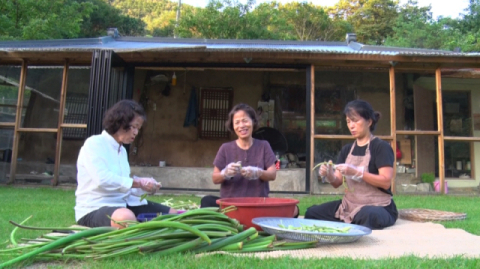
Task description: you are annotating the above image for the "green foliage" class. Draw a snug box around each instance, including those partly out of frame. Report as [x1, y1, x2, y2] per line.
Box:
[77, 0, 146, 37]
[177, 0, 258, 39]
[420, 172, 436, 185]
[331, 0, 399, 45]
[0, 0, 93, 40]
[384, 1, 445, 49]
[1, 0, 480, 52]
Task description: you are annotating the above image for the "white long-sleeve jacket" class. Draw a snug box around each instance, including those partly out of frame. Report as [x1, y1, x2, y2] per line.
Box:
[74, 130, 147, 221]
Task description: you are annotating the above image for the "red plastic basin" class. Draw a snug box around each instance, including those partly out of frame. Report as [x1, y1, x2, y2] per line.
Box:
[216, 197, 299, 231]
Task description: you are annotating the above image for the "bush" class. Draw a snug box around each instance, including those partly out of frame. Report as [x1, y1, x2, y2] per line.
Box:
[421, 172, 435, 185]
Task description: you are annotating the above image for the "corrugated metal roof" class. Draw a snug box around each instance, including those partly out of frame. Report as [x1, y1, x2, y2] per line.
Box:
[1, 36, 479, 57]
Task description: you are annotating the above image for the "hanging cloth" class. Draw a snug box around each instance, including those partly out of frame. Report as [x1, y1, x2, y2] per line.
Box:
[183, 87, 198, 127]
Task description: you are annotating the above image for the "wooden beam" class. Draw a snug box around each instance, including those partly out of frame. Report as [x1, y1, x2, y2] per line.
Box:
[314, 134, 393, 140]
[396, 130, 440, 135]
[389, 66, 397, 194]
[61, 123, 87, 129]
[9, 60, 27, 184]
[0, 122, 15, 128]
[17, 128, 58, 133]
[53, 60, 69, 186]
[307, 65, 315, 194]
[443, 136, 480, 141]
[308, 65, 317, 193]
[436, 68, 446, 194]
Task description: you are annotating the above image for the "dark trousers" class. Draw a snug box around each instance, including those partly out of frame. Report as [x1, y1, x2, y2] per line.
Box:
[304, 199, 398, 230]
[200, 195, 220, 208]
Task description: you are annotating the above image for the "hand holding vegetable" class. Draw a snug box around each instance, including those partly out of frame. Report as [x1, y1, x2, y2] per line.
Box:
[319, 160, 335, 183]
[335, 164, 364, 182]
[134, 176, 161, 193]
[240, 166, 263, 180]
[221, 161, 242, 179]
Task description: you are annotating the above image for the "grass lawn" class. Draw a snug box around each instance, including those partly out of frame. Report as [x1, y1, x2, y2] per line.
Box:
[0, 186, 479, 268]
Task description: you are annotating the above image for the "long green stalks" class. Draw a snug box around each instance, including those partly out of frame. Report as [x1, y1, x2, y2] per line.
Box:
[0, 226, 116, 268]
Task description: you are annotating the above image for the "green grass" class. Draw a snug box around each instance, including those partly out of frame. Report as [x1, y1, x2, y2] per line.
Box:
[0, 186, 479, 268]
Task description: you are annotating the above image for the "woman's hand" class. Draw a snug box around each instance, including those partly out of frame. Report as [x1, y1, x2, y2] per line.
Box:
[220, 162, 242, 179]
[240, 166, 263, 180]
[319, 160, 336, 183]
[134, 177, 161, 194]
[335, 164, 364, 182]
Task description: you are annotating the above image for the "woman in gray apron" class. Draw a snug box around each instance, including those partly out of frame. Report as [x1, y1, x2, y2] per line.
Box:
[305, 100, 398, 229]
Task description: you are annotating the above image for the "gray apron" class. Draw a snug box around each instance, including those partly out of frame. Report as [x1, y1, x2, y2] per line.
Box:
[335, 137, 392, 223]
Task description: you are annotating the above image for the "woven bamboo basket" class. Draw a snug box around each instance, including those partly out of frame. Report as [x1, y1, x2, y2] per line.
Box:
[399, 208, 467, 222]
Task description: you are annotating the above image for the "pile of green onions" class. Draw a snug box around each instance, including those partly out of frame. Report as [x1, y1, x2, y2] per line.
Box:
[0, 207, 316, 268]
[160, 198, 199, 210]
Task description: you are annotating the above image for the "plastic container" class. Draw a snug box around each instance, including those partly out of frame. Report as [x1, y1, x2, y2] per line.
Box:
[216, 197, 299, 231]
[433, 180, 448, 194]
[137, 213, 159, 222]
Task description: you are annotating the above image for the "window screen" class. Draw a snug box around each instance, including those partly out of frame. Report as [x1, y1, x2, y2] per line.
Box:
[198, 88, 233, 139]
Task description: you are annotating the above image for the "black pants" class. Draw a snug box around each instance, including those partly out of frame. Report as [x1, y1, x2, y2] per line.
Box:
[77, 201, 170, 228]
[200, 195, 300, 218]
[304, 199, 398, 230]
[200, 195, 220, 208]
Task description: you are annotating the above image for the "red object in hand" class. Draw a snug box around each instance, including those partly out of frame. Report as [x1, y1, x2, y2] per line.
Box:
[275, 160, 280, 170]
[396, 142, 402, 159]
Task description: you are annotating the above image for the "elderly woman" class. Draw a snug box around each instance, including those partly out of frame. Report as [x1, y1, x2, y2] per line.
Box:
[200, 103, 277, 206]
[305, 100, 398, 229]
[75, 100, 176, 228]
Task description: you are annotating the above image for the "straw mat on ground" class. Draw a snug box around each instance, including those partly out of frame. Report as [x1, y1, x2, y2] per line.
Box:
[207, 219, 480, 259]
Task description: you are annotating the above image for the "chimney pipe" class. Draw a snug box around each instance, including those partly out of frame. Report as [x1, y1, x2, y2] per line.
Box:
[346, 33, 357, 44]
[107, 28, 119, 38]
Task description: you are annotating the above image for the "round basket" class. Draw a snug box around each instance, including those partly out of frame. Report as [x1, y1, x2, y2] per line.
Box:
[399, 208, 467, 222]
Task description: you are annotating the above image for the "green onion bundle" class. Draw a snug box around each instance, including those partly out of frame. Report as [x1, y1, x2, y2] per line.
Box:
[0, 207, 316, 268]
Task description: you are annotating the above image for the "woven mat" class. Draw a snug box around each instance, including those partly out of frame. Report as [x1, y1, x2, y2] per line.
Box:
[399, 209, 467, 222]
[205, 219, 480, 259]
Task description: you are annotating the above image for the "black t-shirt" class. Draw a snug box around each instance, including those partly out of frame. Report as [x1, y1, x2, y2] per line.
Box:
[336, 138, 394, 195]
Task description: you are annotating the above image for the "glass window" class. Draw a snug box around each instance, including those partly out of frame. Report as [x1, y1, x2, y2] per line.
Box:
[0, 65, 22, 123]
[398, 72, 437, 132]
[0, 128, 13, 183]
[21, 66, 63, 128]
[314, 70, 391, 136]
[60, 67, 90, 165]
[63, 67, 90, 139]
[434, 141, 476, 179]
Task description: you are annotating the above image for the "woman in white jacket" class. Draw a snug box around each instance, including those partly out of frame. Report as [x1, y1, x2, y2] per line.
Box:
[75, 100, 176, 228]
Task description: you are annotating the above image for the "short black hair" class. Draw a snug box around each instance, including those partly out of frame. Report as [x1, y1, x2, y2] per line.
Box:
[225, 103, 259, 133]
[103, 99, 146, 135]
[344, 99, 381, 132]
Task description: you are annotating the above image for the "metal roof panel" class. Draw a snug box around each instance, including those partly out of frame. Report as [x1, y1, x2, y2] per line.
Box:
[1, 36, 479, 57]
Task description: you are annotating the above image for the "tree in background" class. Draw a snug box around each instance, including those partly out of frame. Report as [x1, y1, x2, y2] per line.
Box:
[279, 2, 335, 41]
[0, 0, 145, 40]
[444, 0, 480, 52]
[0, 0, 93, 40]
[384, 0, 445, 49]
[1, 0, 480, 52]
[108, 0, 176, 36]
[78, 0, 146, 37]
[176, 0, 257, 39]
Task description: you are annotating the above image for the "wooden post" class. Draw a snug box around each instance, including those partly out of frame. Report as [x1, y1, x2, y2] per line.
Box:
[435, 68, 445, 193]
[53, 60, 69, 186]
[8, 60, 28, 184]
[389, 66, 397, 194]
[310, 65, 315, 194]
[306, 65, 315, 194]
